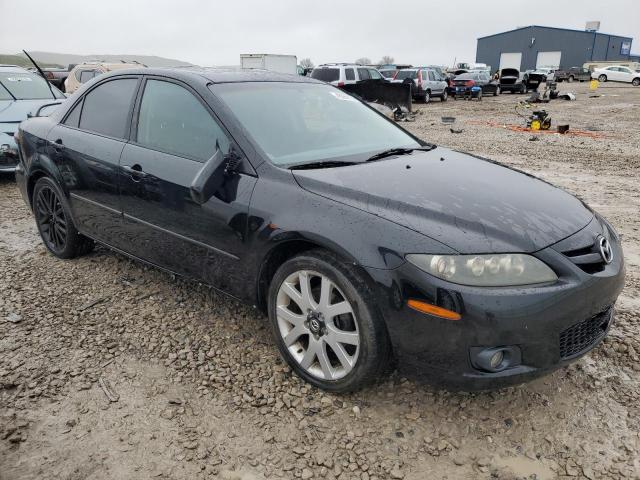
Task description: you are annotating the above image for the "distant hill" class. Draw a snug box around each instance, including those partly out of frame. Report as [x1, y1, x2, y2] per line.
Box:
[0, 54, 62, 68]
[1, 51, 194, 69]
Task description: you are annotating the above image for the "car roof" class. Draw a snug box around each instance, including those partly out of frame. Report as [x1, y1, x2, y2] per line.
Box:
[102, 67, 322, 85]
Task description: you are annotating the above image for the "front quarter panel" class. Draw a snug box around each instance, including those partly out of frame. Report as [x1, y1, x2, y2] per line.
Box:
[246, 166, 456, 276]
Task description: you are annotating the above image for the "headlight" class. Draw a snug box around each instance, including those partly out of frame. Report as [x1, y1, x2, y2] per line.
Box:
[406, 253, 557, 287]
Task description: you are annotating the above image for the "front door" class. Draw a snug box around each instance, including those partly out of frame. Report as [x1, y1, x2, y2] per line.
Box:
[47, 76, 140, 245]
[118, 78, 257, 289]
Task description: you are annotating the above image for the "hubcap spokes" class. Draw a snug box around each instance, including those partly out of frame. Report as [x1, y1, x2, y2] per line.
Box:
[276, 270, 359, 380]
[36, 187, 67, 251]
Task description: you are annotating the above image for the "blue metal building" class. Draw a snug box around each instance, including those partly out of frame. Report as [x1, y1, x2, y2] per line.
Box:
[476, 25, 637, 72]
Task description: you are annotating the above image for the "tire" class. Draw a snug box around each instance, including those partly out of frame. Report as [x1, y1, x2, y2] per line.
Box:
[568, 75, 574, 83]
[440, 90, 448, 102]
[267, 250, 390, 392]
[424, 90, 430, 103]
[632, 78, 640, 87]
[598, 74, 607, 82]
[32, 177, 94, 259]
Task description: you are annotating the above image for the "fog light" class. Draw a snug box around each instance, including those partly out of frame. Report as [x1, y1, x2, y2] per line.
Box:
[489, 350, 504, 369]
[470, 346, 521, 373]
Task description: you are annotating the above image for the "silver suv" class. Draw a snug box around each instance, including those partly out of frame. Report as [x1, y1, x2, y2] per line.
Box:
[391, 67, 448, 102]
[310, 64, 386, 87]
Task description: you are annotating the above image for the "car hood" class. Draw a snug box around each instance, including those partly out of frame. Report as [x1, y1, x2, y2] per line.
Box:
[292, 148, 594, 253]
[0, 99, 58, 122]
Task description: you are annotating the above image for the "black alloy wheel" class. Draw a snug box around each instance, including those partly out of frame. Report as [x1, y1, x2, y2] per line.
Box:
[32, 177, 94, 259]
[35, 184, 68, 254]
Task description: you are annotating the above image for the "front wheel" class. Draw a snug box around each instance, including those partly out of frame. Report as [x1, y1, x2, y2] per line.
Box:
[33, 177, 94, 259]
[598, 74, 607, 82]
[567, 75, 574, 83]
[440, 90, 448, 102]
[424, 90, 431, 103]
[268, 250, 390, 392]
[632, 78, 640, 86]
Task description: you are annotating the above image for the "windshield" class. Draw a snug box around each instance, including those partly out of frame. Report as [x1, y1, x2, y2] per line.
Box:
[310, 68, 339, 82]
[0, 71, 63, 100]
[395, 70, 417, 80]
[212, 82, 420, 166]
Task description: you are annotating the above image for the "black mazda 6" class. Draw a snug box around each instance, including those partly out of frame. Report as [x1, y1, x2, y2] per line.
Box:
[15, 68, 625, 391]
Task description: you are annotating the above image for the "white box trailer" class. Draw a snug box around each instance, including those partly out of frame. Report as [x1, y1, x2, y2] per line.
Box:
[240, 54, 298, 75]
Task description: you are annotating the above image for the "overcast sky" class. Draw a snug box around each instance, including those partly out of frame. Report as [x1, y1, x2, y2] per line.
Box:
[2, 0, 639, 66]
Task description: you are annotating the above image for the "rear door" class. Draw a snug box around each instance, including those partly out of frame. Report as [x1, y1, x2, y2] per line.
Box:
[119, 77, 257, 285]
[47, 76, 140, 245]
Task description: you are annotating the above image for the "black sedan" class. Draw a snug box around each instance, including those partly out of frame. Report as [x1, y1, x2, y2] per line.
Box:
[451, 72, 500, 99]
[15, 68, 625, 392]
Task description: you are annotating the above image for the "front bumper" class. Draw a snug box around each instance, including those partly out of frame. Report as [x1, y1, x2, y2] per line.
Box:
[365, 218, 625, 390]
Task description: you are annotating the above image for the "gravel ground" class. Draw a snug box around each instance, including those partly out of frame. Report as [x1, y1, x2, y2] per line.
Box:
[1, 81, 639, 480]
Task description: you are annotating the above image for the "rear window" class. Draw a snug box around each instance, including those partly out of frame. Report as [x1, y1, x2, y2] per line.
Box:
[395, 70, 417, 80]
[380, 70, 396, 78]
[311, 68, 340, 82]
[345, 69, 355, 80]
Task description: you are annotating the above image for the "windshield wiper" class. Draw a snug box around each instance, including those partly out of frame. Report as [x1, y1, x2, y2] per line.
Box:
[365, 145, 436, 163]
[289, 160, 358, 170]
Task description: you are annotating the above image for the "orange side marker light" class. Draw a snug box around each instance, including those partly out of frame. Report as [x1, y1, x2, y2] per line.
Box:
[407, 299, 461, 321]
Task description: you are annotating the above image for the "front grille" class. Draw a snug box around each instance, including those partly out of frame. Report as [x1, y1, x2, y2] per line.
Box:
[559, 308, 611, 359]
[562, 242, 606, 274]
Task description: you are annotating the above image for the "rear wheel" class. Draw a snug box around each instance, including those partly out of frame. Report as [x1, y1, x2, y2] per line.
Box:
[268, 250, 390, 392]
[632, 78, 640, 86]
[424, 90, 431, 103]
[33, 177, 94, 259]
[568, 75, 574, 83]
[440, 90, 448, 102]
[598, 74, 607, 82]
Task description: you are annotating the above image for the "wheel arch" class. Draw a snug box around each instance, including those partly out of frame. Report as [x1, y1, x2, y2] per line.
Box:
[256, 237, 366, 314]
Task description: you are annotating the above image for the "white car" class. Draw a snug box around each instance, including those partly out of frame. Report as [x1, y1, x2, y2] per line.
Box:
[592, 65, 640, 86]
[310, 64, 386, 87]
[390, 67, 448, 103]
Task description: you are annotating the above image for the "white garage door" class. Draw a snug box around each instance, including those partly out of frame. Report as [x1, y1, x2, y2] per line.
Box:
[536, 51, 562, 69]
[499, 53, 522, 70]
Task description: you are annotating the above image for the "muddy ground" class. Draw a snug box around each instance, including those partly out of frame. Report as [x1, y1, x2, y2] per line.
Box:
[1, 81, 639, 480]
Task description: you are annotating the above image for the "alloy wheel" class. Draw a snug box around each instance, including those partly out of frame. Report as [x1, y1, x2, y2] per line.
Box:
[276, 270, 360, 380]
[35, 186, 67, 252]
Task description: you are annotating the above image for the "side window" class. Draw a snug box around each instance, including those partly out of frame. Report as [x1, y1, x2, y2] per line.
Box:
[428, 71, 436, 81]
[369, 69, 382, 80]
[620, 67, 631, 74]
[136, 79, 229, 162]
[357, 68, 370, 80]
[63, 100, 82, 128]
[345, 68, 355, 80]
[79, 70, 97, 83]
[79, 78, 138, 139]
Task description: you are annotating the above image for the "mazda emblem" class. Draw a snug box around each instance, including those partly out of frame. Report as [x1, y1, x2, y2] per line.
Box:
[598, 236, 613, 264]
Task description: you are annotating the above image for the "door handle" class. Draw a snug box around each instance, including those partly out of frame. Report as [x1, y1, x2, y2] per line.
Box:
[122, 164, 148, 180]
